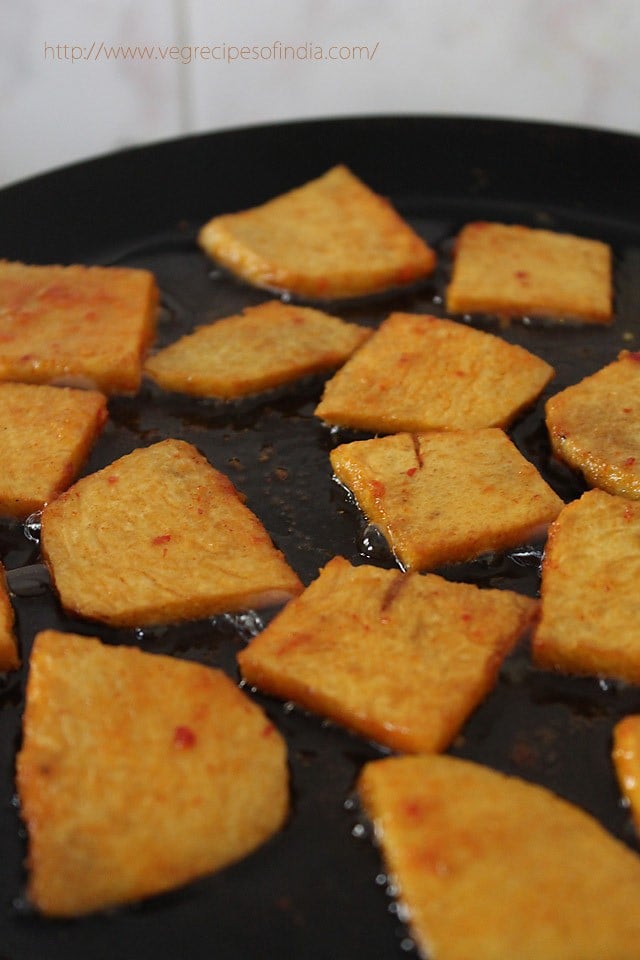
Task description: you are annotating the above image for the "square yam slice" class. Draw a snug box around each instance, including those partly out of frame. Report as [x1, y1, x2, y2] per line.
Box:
[198, 165, 436, 299]
[144, 299, 370, 398]
[0, 260, 158, 393]
[16, 630, 289, 916]
[613, 715, 640, 837]
[358, 754, 640, 960]
[40, 438, 303, 627]
[316, 312, 554, 432]
[330, 429, 564, 571]
[0, 563, 18, 671]
[533, 489, 640, 683]
[238, 557, 537, 753]
[546, 350, 640, 499]
[446, 221, 612, 323]
[0, 382, 107, 519]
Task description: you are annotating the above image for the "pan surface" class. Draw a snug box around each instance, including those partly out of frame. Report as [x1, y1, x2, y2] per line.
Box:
[0, 115, 640, 959]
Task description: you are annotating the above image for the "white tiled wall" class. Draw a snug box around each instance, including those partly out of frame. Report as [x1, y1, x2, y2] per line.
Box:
[2, 0, 639, 188]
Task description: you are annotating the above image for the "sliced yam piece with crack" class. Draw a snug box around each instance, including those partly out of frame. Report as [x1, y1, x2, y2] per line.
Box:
[316, 313, 554, 432]
[446, 221, 612, 323]
[40, 438, 303, 627]
[238, 557, 537, 753]
[0, 260, 158, 394]
[358, 754, 640, 960]
[546, 350, 640, 499]
[330, 429, 564, 571]
[145, 299, 370, 398]
[198, 165, 436, 299]
[533, 489, 640, 683]
[16, 630, 289, 916]
[0, 382, 107, 519]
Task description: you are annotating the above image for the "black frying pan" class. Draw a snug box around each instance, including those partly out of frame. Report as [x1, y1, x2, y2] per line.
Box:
[0, 116, 639, 960]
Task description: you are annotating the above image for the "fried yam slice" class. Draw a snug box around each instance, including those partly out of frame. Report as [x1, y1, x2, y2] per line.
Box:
[613, 715, 640, 837]
[40, 438, 303, 627]
[144, 300, 370, 398]
[316, 312, 554, 432]
[533, 490, 640, 683]
[0, 563, 18, 671]
[0, 382, 107, 519]
[330, 430, 564, 570]
[0, 260, 158, 393]
[198, 165, 436, 299]
[358, 754, 640, 960]
[446, 221, 612, 323]
[546, 351, 640, 499]
[238, 557, 537, 753]
[16, 630, 289, 916]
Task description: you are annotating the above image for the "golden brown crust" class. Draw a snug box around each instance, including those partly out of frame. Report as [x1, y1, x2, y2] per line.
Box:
[0, 382, 107, 519]
[198, 165, 436, 299]
[316, 312, 554, 432]
[238, 557, 537, 752]
[0, 260, 158, 394]
[446, 221, 612, 323]
[144, 299, 370, 398]
[533, 490, 640, 683]
[546, 350, 640, 499]
[40, 438, 303, 627]
[16, 630, 289, 916]
[358, 754, 640, 960]
[330, 430, 564, 570]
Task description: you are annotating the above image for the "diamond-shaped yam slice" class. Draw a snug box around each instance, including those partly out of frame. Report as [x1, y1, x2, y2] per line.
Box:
[330, 430, 564, 571]
[144, 300, 370, 398]
[546, 351, 640, 499]
[358, 755, 640, 960]
[198, 165, 436, 299]
[613, 715, 640, 837]
[0, 563, 18, 671]
[16, 630, 289, 916]
[316, 313, 554, 432]
[533, 490, 640, 683]
[0, 260, 158, 393]
[40, 439, 303, 627]
[238, 557, 537, 753]
[446, 221, 612, 323]
[0, 382, 107, 518]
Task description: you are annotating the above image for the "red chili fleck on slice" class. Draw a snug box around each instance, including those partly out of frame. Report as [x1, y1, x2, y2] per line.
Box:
[623, 457, 636, 467]
[406, 467, 417, 477]
[624, 504, 635, 522]
[173, 725, 196, 749]
[628, 351, 640, 363]
[262, 723, 275, 737]
[371, 479, 386, 499]
[152, 533, 172, 546]
[107, 475, 119, 485]
[623, 408, 633, 414]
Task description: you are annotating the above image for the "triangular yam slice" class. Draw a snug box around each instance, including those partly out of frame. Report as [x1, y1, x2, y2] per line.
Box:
[330, 430, 564, 570]
[238, 557, 537, 752]
[16, 630, 289, 916]
[0, 260, 158, 394]
[0, 382, 107, 519]
[358, 754, 640, 960]
[546, 350, 640, 499]
[198, 165, 436, 299]
[145, 300, 370, 398]
[40, 439, 303, 627]
[446, 221, 612, 323]
[533, 490, 640, 683]
[316, 313, 554, 432]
